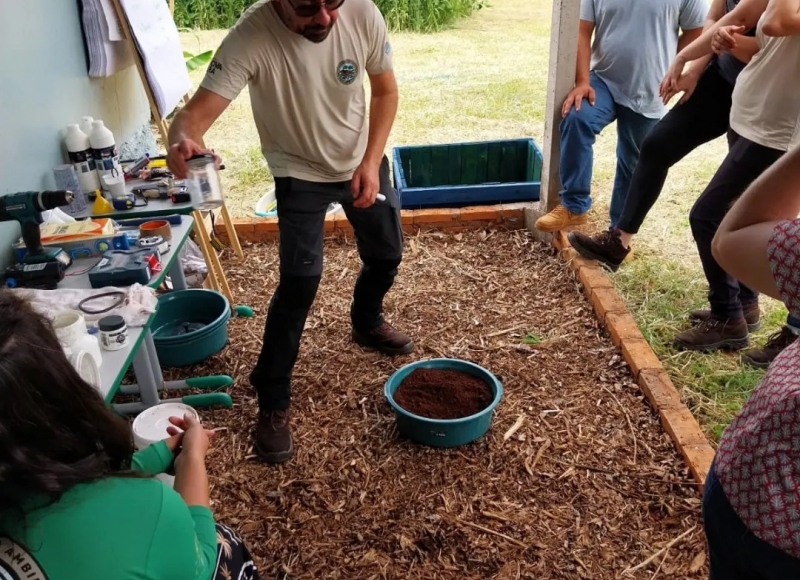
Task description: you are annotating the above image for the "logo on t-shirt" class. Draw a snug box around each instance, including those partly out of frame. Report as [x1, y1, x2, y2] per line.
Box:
[208, 59, 223, 75]
[336, 59, 358, 85]
[384, 42, 391, 54]
[0, 537, 48, 580]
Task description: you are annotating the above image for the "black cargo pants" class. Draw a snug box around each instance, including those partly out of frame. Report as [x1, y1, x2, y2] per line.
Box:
[249, 156, 404, 411]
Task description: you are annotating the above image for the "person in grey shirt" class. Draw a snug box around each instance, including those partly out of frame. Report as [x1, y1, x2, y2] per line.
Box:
[535, 0, 707, 233]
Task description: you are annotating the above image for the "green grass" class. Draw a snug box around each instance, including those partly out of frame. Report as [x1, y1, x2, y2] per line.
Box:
[174, 0, 250, 29]
[173, 0, 483, 31]
[611, 247, 787, 440]
[176, 0, 790, 441]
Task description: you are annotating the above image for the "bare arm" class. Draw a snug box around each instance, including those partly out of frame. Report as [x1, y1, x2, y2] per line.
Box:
[677, 26, 704, 52]
[761, 0, 800, 35]
[727, 34, 760, 61]
[173, 455, 211, 508]
[674, 0, 769, 64]
[575, 20, 594, 86]
[362, 70, 399, 168]
[682, 0, 728, 75]
[712, 146, 800, 301]
[166, 88, 231, 178]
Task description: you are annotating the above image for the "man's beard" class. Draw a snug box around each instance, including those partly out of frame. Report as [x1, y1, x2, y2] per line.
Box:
[302, 24, 332, 42]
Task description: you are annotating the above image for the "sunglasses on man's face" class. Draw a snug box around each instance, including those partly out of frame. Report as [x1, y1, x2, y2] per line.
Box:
[287, 0, 346, 17]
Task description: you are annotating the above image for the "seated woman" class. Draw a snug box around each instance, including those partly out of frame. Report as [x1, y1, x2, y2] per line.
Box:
[703, 141, 800, 576]
[0, 291, 259, 580]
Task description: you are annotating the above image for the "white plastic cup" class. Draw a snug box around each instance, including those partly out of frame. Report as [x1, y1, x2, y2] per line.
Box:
[69, 350, 101, 390]
[52, 310, 102, 369]
[132, 403, 200, 488]
[102, 173, 127, 200]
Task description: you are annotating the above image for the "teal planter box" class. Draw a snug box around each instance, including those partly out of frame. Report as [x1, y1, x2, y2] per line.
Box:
[392, 138, 543, 209]
[384, 358, 503, 448]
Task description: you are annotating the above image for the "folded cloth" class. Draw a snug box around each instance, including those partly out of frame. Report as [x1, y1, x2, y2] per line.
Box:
[12, 284, 158, 327]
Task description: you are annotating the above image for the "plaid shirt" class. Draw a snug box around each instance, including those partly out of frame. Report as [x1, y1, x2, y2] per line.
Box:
[716, 219, 800, 557]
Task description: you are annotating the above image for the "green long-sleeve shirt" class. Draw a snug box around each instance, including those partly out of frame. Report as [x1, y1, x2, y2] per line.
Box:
[0, 441, 217, 580]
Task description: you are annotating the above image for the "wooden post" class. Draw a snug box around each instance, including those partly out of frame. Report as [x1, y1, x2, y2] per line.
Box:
[541, 0, 580, 212]
[524, 0, 581, 239]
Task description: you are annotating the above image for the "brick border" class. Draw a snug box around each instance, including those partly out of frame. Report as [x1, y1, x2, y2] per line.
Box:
[215, 203, 529, 243]
[553, 231, 715, 486]
[214, 202, 714, 486]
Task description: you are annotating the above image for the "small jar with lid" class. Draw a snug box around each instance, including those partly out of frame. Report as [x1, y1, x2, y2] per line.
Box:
[186, 153, 225, 210]
[98, 315, 129, 351]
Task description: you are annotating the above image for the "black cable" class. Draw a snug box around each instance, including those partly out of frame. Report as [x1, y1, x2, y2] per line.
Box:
[78, 291, 126, 315]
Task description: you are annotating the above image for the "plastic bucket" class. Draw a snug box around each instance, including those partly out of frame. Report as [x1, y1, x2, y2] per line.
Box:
[384, 358, 503, 448]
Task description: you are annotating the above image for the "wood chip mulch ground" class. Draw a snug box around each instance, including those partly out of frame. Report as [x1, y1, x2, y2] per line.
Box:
[163, 228, 709, 579]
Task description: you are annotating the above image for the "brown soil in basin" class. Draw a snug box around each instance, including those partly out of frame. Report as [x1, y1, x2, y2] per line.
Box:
[393, 367, 494, 419]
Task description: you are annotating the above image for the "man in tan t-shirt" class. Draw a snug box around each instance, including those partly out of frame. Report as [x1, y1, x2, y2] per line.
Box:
[166, 0, 412, 464]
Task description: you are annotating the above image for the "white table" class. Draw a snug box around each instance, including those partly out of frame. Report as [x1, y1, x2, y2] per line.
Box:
[58, 215, 233, 412]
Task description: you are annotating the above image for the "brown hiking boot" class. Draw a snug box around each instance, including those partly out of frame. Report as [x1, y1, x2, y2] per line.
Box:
[674, 317, 749, 352]
[353, 321, 414, 355]
[568, 228, 631, 272]
[689, 303, 761, 332]
[255, 409, 293, 464]
[535, 204, 588, 232]
[741, 326, 799, 369]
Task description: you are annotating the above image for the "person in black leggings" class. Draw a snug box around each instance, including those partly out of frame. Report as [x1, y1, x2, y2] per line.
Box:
[568, 0, 762, 268]
[569, 0, 800, 360]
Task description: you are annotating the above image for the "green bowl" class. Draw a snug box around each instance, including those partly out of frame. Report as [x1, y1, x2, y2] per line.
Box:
[384, 358, 503, 448]
[152, 290, 231, 367]
[154, 329, 230, 367]
[152, 290, 229, 341]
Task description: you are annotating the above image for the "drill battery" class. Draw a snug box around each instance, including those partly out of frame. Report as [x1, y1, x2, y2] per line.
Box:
[4, 261, 67, 290]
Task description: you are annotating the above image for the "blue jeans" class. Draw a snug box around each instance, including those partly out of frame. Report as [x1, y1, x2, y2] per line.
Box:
[559, 72, 660, 227]
[703, 460, 800, 579]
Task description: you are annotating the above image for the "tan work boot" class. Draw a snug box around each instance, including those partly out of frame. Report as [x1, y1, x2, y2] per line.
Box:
[535, 204, 588, 232]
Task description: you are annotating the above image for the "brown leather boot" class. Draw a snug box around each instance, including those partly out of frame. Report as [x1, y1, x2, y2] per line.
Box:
[255, 409, 293, 464]
[741, 326, 798, 369]
[674, 317, 749, 352]
[568, 228, 631, 272]
[534, 204, 588, 232]
[352, 321, 414, 355]
[689, 303, 761, 332]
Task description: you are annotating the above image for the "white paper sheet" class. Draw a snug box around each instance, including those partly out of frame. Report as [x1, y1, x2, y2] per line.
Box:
[119, 0, 192, 117]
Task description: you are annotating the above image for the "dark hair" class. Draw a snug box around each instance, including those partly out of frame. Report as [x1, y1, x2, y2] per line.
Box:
[0, 290, 136, 524]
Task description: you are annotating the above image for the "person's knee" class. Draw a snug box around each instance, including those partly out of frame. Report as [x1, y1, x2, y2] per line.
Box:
[637, 122, 684, 169]
[689, 208, 717, 242]
[559, 107, 595, 136]
[363, 256, 401, 277]
[274, 275, 321, 310]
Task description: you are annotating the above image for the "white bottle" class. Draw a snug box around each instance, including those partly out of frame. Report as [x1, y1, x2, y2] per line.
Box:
[80, 116, 94, 136]
[65, 124, 101, 193]
[89, 120, 122, 194]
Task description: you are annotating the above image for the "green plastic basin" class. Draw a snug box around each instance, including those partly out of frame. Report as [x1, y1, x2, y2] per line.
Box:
[384, 358, 503, 448]
[152, 290, 231, 367]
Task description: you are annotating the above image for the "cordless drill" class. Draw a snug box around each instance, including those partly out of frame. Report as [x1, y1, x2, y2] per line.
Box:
[1, 190, 75, 289]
